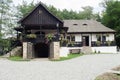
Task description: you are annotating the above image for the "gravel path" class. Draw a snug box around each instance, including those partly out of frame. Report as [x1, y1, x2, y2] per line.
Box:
[0, 54, 120, 80]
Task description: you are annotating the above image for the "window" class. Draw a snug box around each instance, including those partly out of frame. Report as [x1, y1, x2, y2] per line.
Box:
[67, 36, 70, 41]
[83, 23, 88, 27]
[71, 36, 75, 41]
[73, 24, 78, 26]
[97, 36, 101, 41]
[102, 36, 106, 42]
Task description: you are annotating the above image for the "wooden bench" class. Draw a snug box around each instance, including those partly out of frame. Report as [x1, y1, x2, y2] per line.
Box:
[69, 49, 81, 54]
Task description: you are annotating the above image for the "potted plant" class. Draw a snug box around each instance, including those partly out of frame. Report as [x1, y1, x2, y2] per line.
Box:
[46, 34, 54, 42]
[68, 41, 74, 47]
[107, 40, 111, 46]
[26, 34, 36, 39]
[60, 39, 68, 47]
[106, 33, 109, 37]
[96, 41, 101, 46]
[96, 34, 101, 38]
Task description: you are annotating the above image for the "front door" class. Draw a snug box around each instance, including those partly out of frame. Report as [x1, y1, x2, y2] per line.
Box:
[82, 36, 89, 46]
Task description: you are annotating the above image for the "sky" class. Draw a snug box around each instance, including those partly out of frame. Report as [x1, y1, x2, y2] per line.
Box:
[13, 0, 104, 13]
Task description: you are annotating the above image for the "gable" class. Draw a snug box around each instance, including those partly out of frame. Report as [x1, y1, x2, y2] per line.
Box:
[19, 3, 63, 27]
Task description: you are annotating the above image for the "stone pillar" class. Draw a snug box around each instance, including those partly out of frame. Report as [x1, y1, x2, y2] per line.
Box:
[23, 42, 27, 59]
[23, 42, 34, 59]
[50, 42, 60, 60]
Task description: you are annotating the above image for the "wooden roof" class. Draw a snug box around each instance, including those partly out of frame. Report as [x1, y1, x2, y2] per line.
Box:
[18, 2, 63, 27]
[64, 20, 116, 33]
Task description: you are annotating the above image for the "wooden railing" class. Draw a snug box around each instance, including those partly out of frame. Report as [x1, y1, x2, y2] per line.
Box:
[91, 41, 116, 47]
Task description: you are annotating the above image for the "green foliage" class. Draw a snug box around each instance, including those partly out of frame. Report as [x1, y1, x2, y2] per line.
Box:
[15, 0, 35, 19]
[107, 40, 111, 46]
[96, 41, 101, 46]
[26, 34, 36, 39]
[8, 56, 30, 61]
[46, 34, 54, 41]
[101, 0, 120, 47]
[0, 0, 15, 37]
[52, 54, 83, 61]
[16, 2, 101, 21]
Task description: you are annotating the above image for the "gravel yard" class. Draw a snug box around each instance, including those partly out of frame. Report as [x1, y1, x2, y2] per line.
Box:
[0, 54, 120, 80]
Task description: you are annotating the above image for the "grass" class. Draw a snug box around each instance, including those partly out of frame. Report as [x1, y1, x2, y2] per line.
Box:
[95, 72, 120, 80]
[52, 53, 83, 61]
[8, 56, 30, 61]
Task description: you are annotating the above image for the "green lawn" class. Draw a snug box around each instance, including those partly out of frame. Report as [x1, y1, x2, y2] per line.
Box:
[95, 73, 120, 80]
[8, 56, 30, 61]
[52, 53, 83, 61]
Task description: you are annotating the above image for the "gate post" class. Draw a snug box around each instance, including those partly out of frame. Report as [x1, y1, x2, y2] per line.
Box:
[23, 42, 34, 59]
[49, 42, 60, 60]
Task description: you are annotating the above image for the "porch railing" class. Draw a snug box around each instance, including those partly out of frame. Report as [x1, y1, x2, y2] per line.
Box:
[60, 41, 116, 47]
[91, 41, 116, 47]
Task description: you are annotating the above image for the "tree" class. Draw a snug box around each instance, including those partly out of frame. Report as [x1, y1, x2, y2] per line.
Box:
[80, 6, 93, 19]
[0, 0, 14, 54]
[0, 0, 14, 37]
[101, 0, 120, 47]
[15, 0, 35, 19]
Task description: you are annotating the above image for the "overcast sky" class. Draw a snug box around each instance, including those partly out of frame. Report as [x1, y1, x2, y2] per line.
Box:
[13, 0, 104, 13]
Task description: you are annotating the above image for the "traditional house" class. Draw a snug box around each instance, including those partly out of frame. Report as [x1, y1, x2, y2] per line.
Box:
[14, 2, 116, 59]
[60, 20, 116, 57]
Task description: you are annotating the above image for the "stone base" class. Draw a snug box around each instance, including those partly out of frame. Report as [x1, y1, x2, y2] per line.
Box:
[49, 42, 60, 60]
[23, 42, 34, 59]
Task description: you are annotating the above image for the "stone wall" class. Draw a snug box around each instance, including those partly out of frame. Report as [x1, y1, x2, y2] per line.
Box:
[23, 42, 34, 59]
[49, 42, 60, 60]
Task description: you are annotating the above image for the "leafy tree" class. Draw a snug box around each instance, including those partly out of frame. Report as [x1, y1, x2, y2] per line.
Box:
[0, 0, 15, 54]
[15, 0, 35, 19]
[0, 0, 14, 37]
[80, 6, 93, 19]
[101, 0, 120, 47]
[16, 1, 101, 20]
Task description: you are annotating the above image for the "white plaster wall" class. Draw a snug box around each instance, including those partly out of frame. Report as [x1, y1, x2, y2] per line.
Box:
[60, 46, 117, 57]
[75, 34, 82, 42]
[60, 47, 69, 57]
[92, 34, 97, 41]
[106, 34, 114, 41]
[92, 46, 117, 53]
[60, 47, 82, 57]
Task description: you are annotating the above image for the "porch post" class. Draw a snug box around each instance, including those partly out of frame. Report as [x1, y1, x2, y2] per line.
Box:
[56, 23, 60, 41]
[90, 34, 92, 47]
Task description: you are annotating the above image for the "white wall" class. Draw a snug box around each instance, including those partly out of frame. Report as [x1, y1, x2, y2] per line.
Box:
[92, 46, 117, 53]
[75, 34, 82, 42]
[106, 34, 114, 41]
[60, 47, 69, 57]
[60, 46, 117, 57]
[92, 34, 97, 41]
[60, 47, 82, 57]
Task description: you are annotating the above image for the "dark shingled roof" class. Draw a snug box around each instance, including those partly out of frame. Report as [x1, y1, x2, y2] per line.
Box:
[64, 20, 115, 33]
[18, 2, 63, 23]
